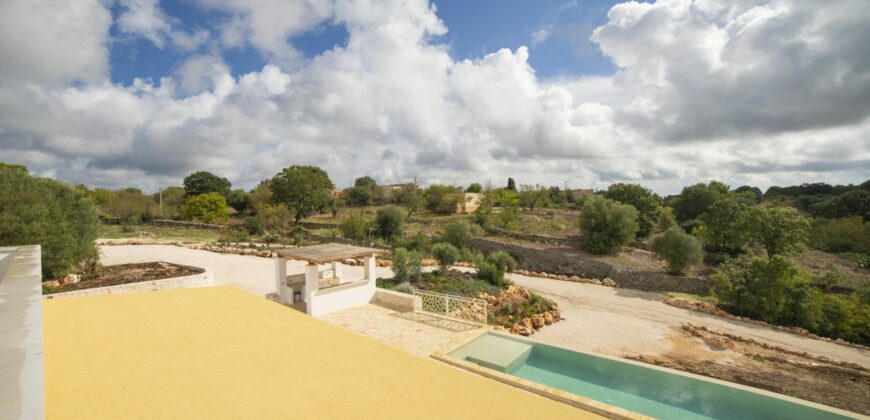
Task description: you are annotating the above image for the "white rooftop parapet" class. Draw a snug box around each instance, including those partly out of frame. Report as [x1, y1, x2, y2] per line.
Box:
[0, 245, 44, 420]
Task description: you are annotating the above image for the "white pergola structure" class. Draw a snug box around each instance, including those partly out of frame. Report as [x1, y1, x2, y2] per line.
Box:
[273, 244, 384, 316]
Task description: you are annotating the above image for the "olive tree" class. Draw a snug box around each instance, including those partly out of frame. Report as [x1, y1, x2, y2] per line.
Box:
[432, 243, 459, 272]
[183, 171, 231, 197]
[649, 226, 703, 275]
[269, 165, 333, 223]
[579, 197, 639, 254]
[375, 205, 405, 238]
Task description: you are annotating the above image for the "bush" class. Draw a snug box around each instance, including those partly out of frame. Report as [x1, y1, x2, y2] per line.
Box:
[442, 220, 474, 249]
[391, 281, 414, 294]
[254, 203, 292, 233]
[340, 214, 371, 241]
[0, 168, 100, 278]
[391, 248, 423, 282]
[244, 216, 265, 235]
[477, 251, 517, 287]
[579, 198, 639, 254]
[810, 216, 869, 256]
[432, 243, 459, 272]
[711, 256, 803, 323]
[375, 206, 405, 238]
[180, 192, 229, 223]
[395, 232, 433, 254]
[604, 183, 662, 237]
[649, 226, 703, 275]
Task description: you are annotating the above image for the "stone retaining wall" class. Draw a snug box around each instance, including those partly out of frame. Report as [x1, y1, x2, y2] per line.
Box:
[47, 269, 213, 298]
[370, 289, 419, 312]
[483, 226, 580, 246]
[472, 238, 710, 294]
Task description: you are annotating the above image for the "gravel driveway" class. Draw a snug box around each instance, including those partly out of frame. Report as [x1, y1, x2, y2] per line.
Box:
[508, 273, 870, 368]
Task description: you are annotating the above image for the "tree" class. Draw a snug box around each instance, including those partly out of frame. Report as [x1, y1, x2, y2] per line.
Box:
[673, 181, 730, 222]
[466, 183, 482, 193]
[226, 189, 251, 213]
[809, 216, 870, 255]
[153, 186, 185, 218]
[654, 206, 677, 233]
[391, 248, 422, 282]
[395, 187, 424, 217]
[604, 183, 662, 237]
[269, 165, 333, 223]
[579, 198, 639, 254]
[749, 205, 811, 257]
[432, 243, 459, 272]
[0, 168, 99, 278]
[697, 197, 751, 254]
[519, 184, 550, 210]
[442, 220, 474, 249]
[423, 184, 462, 211]
[248, 180, 273, 212]
[344, 186, 373, 206]
[180, 193, 229, 223]
[183, 171, 231, 197]
[0, 162, 28, 173]
[733, 186, 763, 203]
[649, 226, 703, 275]
[375, 205, 405, 238]
[810, 189, 870, 220]
[506, 177, 516, 191]
[354, 176, 377, 191]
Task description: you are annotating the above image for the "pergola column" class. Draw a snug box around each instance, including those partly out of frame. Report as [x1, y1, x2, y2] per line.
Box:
[331, 261, 343, 281]
[304, 263, 319, 315]
[274, 256, 287, 303]
[364, 255, 377, 282]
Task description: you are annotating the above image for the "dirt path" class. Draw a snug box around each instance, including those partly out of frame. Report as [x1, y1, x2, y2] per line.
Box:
[507, 273, 870, 369]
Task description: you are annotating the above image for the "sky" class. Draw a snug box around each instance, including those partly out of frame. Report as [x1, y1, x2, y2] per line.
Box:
[0, 0, 868, 195]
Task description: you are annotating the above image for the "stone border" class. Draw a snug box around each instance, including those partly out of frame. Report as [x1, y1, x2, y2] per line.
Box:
[431, 352, 651, 420]
[371, 288, 419, 312]
[45, 268, 213, 298]
[664, 298, 869, 351]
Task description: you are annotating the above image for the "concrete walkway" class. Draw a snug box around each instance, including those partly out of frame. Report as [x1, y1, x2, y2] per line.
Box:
[508, 273, 870, 368]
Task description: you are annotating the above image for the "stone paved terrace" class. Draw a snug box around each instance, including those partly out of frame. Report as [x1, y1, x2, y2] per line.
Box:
[319, 303, 488, 356]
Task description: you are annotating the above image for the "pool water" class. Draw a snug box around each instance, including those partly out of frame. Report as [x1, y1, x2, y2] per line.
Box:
[449, 333, 853, 420]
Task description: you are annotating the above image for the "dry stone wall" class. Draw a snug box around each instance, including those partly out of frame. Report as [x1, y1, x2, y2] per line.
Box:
[472, 238, 710, 294]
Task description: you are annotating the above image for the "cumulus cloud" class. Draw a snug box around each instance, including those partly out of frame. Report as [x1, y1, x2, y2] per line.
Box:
[116, 0, 209, 50]
[0, 0, 868, 194]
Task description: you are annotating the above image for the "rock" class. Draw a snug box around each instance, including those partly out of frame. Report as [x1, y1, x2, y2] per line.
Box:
[44, 280, 60, 288]
[521, 317, 533, 329]
[706, 336, 733, 350]
[531, 314, 545, 329]
[62, 274, 80, 284]
[543, 312, 554, 325]
[602, 278, 617, 287]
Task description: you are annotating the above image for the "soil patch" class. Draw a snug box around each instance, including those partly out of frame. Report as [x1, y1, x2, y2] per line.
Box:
[48, 262, 203, 294]
[630, 324, 870, 415]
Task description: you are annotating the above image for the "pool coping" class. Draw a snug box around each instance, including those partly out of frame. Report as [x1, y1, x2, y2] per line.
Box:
[433, 330, 863, 420]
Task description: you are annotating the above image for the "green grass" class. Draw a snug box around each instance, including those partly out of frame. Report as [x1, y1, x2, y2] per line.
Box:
[97, 224, 222, 242]
[666, 292, 718, 304]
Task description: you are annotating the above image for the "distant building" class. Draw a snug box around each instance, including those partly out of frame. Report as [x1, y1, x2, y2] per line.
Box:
[439, 192, 482, 214]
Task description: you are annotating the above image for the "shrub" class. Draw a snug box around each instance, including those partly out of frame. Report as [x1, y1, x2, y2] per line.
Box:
[226, 189, 251, 212]
[105, 189, 151, 223]
[487, 251, 517, 273]
[810, 216, 870, 256]
[432, 243, 459, 272]
[0, 168, 100, 278]
[579, 198, 639, 254]
[180, 192, 229, 223]
[375, 205, 405, 238]
[442, 220, 474, 249]
[813, 264, 843, 291]
[395, 232, 432, 254]
[711, 256, 803, 323]
[391, 248, 423, 282]
[649, 226, 703, 275]
[244, 216, 265, 235]
[477, 262, 506, 287]
[340, 214, 371, 241]
[391, 281, 414, 294]
[254, 203, 292, 233]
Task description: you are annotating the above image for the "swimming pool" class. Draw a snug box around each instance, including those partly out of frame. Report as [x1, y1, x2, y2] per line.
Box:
[446, 332, 856, 419]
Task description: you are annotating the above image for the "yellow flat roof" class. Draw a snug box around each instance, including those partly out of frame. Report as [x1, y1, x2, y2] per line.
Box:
[43, 286, 594, 419]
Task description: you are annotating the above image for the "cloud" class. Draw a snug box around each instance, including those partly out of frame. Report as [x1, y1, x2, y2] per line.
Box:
[116, 0, 209, 51]
[530, 26, 552, 46]
[0, 0, 868, 195]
